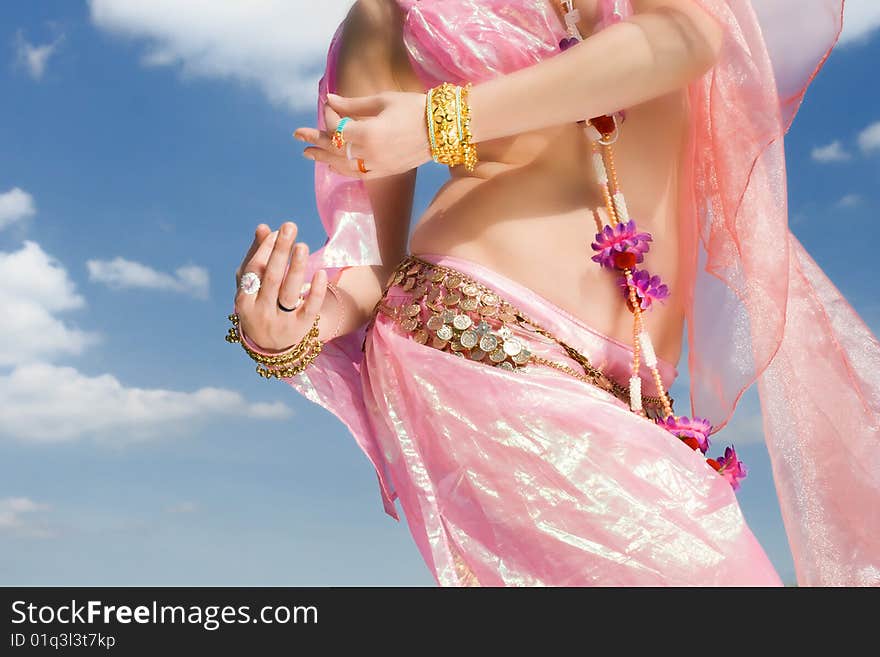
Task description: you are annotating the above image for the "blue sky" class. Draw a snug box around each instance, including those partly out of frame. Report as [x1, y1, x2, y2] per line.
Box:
[1, 1, 878, 586]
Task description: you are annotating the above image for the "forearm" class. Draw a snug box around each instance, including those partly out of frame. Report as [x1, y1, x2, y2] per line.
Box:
[468, 2, 723, 142]
[315, 263, 391, 343]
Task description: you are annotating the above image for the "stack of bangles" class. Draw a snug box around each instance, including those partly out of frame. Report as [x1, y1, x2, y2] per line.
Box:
[426, 82, 478, 171]
[329, 81, 479, 174]
[226, 279, 346, 379]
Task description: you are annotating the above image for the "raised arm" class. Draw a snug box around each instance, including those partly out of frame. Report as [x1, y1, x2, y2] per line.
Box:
[307, 0, 724, 177]
[468, 0, 724, 141]
[234, 0, 420, 353]
[308, 0, 421, 340]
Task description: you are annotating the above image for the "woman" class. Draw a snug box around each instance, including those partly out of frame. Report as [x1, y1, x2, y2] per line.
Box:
[228, 0, 879, 586]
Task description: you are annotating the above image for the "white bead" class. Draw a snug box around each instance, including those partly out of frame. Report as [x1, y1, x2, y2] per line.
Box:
[585, 123, 603, 142]
[629, 375, 642, 411]
[564, 9, 582, 29]
[592, 152, 608, 184]
[612, 191, 630, 222]
[639, 330, 657, 368]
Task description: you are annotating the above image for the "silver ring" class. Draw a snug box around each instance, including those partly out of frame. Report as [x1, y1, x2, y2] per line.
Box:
[278, 296, 304, 313]
[346, 142, 354, 161]
[239, 271, 261, 295]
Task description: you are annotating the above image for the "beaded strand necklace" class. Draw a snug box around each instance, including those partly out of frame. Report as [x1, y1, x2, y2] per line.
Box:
[558, 0, 746, 490]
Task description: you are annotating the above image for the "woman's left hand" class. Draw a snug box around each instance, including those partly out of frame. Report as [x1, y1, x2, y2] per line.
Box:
[294, 91, 432, 178]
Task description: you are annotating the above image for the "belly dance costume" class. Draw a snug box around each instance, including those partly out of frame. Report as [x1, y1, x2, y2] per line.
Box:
[233, 0, 880, 586]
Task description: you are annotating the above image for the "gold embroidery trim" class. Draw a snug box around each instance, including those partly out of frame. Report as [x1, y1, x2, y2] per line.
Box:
[364, 255, 673, 418]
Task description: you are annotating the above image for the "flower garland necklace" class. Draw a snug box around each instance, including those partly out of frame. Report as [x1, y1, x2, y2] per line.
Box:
[559, 0, 746, 490]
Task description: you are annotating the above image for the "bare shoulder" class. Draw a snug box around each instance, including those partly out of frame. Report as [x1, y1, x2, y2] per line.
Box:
[336, 0, 422, 95]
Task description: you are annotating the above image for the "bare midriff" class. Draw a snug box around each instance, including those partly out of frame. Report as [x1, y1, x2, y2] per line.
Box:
[408, 85, 690, 368]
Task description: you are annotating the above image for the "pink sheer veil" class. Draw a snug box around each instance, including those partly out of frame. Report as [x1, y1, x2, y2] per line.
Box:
[294, 0, 880, 584]
[680, 0, 880, 586]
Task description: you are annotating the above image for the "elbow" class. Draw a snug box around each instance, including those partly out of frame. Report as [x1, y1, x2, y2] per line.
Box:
[678, 1, 725, 76]
[641, 2, 724, 79]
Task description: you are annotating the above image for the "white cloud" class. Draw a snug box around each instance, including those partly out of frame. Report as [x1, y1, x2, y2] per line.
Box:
[87, 257, 210, 299]
[0, 497, 54, 538]
[14, 31, 63, 80]
[837, 194, 862, 207]
[858, 121, 880, 154]
[0, 236, 291, 442]
[0, 362, 291, 443]
[0, 241, 98, 367]
[811, 140, 852, 163]
[839, 0, 880, 46]
[88, 0, 352, 110]
[0, 187, 36, 229]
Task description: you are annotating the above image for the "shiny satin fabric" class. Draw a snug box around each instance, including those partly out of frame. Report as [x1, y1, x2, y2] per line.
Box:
[366, 252, 783, 586]
[288, 0, 880, 585]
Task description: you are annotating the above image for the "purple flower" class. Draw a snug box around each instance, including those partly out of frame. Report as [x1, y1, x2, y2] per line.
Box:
[715, 446, 748, 490]
[618, 268, 670, 310]
[590, 219, 653, 269]
[655, 414, 712, 454]
[559, 37, 580, 51]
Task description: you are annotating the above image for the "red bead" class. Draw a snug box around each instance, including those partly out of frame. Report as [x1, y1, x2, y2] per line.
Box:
[589, 115, 616, 136]
[706, 458, 722, 471]
[682, 437, 701, 451]
[612, 251, 637, 270]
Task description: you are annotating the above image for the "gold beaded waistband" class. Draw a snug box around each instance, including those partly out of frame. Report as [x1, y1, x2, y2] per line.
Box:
[364, 254, 673, 418]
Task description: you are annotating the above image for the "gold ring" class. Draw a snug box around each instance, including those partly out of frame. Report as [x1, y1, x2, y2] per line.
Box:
[357, 158, 369, 174]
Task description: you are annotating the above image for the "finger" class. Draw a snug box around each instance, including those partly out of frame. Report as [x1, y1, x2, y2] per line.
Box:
[259, 221, 298, 304]
[326, 92, 385, 118]
[302, 268, 328, 320]
[236, 229, 278, 306]
[278, 242, 309, 311]
[304, 147, 363, 177]
[322, 103, 342, 132]
[236, 224, 272, 286]
[294, 127, 333, 150]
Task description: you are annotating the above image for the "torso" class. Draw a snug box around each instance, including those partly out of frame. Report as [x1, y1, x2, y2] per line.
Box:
[399, 0, 689, 366]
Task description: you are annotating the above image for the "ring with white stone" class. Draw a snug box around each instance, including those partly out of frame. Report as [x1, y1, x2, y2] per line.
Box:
[239, 271, 261, 295]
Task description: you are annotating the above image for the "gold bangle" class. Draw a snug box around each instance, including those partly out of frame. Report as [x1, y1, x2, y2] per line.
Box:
[226, 313, 324, 379]
[459, 83, 478, 172]
[426, 82, 478, 171]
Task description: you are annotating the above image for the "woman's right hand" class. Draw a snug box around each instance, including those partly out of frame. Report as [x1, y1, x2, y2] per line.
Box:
[234, 222, 328, 353]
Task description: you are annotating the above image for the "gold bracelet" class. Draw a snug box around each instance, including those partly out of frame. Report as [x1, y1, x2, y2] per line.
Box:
[426, 82, 478, 171]
[226, 313, 323, 379]
[459, 83, 478, 172]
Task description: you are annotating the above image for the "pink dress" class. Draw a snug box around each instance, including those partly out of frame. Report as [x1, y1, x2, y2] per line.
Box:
[282, 0, 880, 586]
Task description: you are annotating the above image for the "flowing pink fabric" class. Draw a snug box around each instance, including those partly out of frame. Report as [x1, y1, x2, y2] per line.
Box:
[286, 0, 880, 585]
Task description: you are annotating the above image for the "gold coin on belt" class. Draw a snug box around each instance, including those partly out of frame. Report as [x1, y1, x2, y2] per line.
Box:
[444, 275, 462, 290]
[452, 314, 472, 330]
[489, 348, 507, 363]
[426, 314, 445, 331]
[479, 334, 498, 352]
[459, 329, 478, 348]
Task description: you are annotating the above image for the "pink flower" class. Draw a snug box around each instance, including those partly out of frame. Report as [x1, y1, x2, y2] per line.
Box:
[655, 414, 712, 454]
[590, 219, 653, 269]
[715, 446, 748, 490]
[618, 268, 670, 310]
